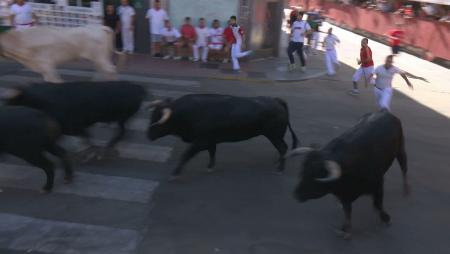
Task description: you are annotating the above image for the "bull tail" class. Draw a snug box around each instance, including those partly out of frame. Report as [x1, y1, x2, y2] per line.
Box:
[102, 26, 127, 72]
[275, 98, 299, 149]
[397, 123, 410, 196]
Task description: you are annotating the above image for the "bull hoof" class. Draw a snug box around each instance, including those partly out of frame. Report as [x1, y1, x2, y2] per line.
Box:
[334, 229, 352, 240]
[380, 212, 391, 225]
[272, 170, 284, 175]
[41, 187, 52, 194]
[64, 176, 73, 184]
[168, 175, 181, 182]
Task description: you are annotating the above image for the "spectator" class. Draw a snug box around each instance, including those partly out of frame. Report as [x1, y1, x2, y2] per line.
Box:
[104, 3, 121, 50]
[385, 23, 404, 55]
[10, 0, 38, 30]
[287, 11, 311, 72]
[179, 17, 196, 60]
[208, 19, 224, 61]
[145, 0, 168, 58]
[350, 37, 374, 95]
[160, 20, 181, 60]
[222, 19, 233, 63]
[118, 0, 135, 54]
[193, 18, 209, 63]
[323, 27, 341, 76]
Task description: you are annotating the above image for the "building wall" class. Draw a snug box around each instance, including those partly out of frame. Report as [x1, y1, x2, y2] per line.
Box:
[290, 0, 450, 60]
[168, 0, 239, 29]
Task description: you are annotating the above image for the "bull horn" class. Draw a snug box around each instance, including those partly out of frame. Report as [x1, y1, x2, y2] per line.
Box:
[145, 100, 164, 111]
[315, 160, 342, 182]
[151, 108, 172, 126]
[285, 147, 314, 158]
[0, 88, 21, 100]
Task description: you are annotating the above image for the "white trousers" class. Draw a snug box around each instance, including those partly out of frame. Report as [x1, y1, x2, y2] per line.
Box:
[193, 44, 209, 62]
[325, 49, 339, 75]
[231, 43, 251, 70]
[312, 32, 320, 49]
[374, 87, 393, 110]
[353, 66, 374, 83]
[121, 27, 134, 53]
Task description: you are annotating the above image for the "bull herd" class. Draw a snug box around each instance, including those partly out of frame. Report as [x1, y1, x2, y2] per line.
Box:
[0, 81, 410, 239]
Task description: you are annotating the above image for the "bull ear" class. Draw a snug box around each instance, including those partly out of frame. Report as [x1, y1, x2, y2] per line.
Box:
[285, 147, 314, 159]
[0, 88, 22, 100]
[315, 160, 342, 182]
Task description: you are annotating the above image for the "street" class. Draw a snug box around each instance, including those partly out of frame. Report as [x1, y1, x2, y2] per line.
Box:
[0, 24, 449, 254]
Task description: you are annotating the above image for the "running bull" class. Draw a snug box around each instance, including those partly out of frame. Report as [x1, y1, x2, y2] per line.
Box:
[3, 81, 146, 159]
[147, 94, 299, 179]
[287, 109, 410, 238]
[0, 106, 72, 192]
[0, 25, 123, 83]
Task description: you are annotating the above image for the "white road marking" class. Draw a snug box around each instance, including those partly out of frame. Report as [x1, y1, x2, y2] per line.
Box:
[0, 213, 139, 254]
[0, 163, 159, 203]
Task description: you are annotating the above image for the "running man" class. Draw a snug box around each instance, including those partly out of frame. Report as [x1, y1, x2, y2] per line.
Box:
[323, 27, 340, 76]
[372, 55, 413, 110]
[350, 38, 374, 95]
[287, 11, 311, 72]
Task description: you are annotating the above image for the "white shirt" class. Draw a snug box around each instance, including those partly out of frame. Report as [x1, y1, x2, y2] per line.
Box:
[10, 3, 33, 26]
[160, 27, 181, 43]
[195, 27, 209, 46]
[145, 8, 168, 35]
[118, 5, 135, 28]
[374, 65, 404, 89]
[209, 27, 224, 45]
[291, 20, 311, 43]
[324, 34, 339, 50]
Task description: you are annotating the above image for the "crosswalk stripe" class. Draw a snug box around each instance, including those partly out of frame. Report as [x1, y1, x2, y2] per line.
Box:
[59, 136, 173, 163]
[0, 163, 159, 203]
[0, 213, 139, 254]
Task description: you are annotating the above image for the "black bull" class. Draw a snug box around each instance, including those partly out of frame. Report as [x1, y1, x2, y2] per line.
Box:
[0, 106, 72, 192]
[147, 94, 300, 178]
[287, 109, 410, 238]
[4, 81, 146, 157]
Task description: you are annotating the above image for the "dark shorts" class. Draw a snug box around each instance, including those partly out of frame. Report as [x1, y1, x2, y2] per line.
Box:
[392, 45, 401, 54]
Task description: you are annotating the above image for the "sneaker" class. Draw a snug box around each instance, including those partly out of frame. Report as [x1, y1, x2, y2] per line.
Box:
[162, 55, 171, 60]
[173, 56, 181, 60]
[245, 50, 254, 57]
[222, 59, 229, 63]
[300, 66, 306, 72]
[193, 58, 199, 62]
[288, 64, 296, 71]
[348, 89, 360, 96]
[188, 57, 193, 61]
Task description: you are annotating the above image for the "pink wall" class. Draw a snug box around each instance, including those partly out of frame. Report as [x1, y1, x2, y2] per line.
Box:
[291, 0, 450, 60]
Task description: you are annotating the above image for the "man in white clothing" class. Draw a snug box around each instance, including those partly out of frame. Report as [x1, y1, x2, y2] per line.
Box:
[193, 18, 209, 63]
[10, 0, 37, 30]
[287, 12, 311, 72]
[118, 0, 135, 54]
[228, 16, 252, 72]
[208, 19, 224, 61]
[372, 55, 413, 110]
[322, 28, 340, 75]
[160, 20, 181, 60]
[145, 0, 168, 58]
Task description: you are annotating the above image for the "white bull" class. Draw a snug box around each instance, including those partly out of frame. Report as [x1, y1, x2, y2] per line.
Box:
[0, 25, 123, 83]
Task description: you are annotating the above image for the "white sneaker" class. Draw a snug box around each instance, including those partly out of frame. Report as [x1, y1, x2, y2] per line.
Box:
[193, 58, 199, 62]
[288, 64, 296, 71]
[348, 89, 360, 96]
[300, 66, 306, 72]
[189, 57, 193, 61]
[173, 56, 181, 60]
[162, 55, 171, 60]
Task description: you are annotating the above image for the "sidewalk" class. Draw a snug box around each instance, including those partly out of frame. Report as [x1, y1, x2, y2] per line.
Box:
[117, 52, 327, 82]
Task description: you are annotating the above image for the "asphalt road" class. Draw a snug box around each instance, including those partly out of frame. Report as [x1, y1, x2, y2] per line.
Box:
[0, 42, 449, 254]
